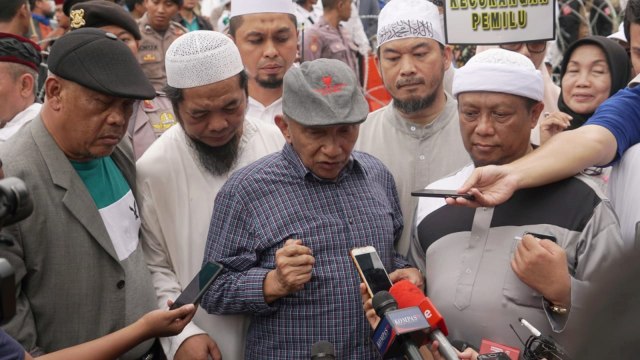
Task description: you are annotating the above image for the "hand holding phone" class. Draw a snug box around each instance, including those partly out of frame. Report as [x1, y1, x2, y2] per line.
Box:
[411, 189, 475, 200]
[350, 246, 393, 298]
[170, 261, 223, 310]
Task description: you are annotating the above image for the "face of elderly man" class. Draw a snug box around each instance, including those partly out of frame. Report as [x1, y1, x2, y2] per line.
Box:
[276, 116, 360, 181]
[176, 74, 246, 149]
[231, 13, 298, 90]
[458, 91, 543, 167]
[46, 76, 135, 161]
[377, 37, 452, 114]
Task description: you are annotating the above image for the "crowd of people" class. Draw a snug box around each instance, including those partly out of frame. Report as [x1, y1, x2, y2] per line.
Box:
[0, 0, 638, 359]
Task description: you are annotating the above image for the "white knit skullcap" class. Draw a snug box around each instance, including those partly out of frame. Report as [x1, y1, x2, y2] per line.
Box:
[377, 0, 445, 47]
[230, 0, 296, 18]
[165, 30, 244, 89]
[452, 48, 544, 102]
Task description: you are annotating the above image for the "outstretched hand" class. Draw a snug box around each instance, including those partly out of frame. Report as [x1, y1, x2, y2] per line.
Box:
[138, 301, 197, 338]
[445, 165, 519, 208]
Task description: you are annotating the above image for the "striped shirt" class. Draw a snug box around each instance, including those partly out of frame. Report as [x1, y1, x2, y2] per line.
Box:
[202, 143, 408, 359]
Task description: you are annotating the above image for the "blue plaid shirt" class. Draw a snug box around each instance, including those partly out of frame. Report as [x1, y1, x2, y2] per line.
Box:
[202, 143, 408, 359]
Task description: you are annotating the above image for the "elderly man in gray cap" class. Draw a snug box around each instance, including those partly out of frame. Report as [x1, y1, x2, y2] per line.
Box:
[0, 28, 161, 359]
[200, 58, 422, 359]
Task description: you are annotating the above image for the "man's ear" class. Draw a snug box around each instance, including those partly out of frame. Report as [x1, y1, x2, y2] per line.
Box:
[530, 101, 545, 129]
[19, 73, 35, 99]
[45, 77, 63, 111]
[274, 115, 292, 143]
[442, 45, 453, 71]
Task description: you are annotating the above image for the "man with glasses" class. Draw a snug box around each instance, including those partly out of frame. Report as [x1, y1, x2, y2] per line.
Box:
[493, 40, 560, 145]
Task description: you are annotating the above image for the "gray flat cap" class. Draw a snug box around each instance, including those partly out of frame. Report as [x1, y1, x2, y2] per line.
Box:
[283, 59, 369, 127]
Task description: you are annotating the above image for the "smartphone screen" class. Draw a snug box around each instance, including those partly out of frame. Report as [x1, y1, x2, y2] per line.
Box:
[411, 189, 475, 200]
[170, 261, 223, 310]
[352, 249, 393, 296]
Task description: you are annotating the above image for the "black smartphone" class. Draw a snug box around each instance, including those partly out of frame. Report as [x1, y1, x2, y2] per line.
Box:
[477, 352, 511, 360]
[170, 261, 224, 310]
[350, 246, 393, 298]
[411, 189, 475, 200]
[524, 232, 557, 243]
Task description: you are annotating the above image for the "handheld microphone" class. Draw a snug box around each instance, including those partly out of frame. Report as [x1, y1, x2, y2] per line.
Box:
[372, 291, 424, 360]
[310, 341, 335, 360]
[389, 280, 458, 360]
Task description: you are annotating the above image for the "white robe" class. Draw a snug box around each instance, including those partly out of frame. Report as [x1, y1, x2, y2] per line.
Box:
[0, 103, 41, 142]
[137, 119, 284, 359]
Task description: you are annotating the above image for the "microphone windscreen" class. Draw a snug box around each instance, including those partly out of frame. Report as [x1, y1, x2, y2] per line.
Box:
[389, 280, 425, 309]
[372, 290, 397, 316]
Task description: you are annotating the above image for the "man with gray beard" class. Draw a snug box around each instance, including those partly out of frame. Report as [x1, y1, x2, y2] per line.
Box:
[355, 0, 470, 256]
[136, 31, 284, 360]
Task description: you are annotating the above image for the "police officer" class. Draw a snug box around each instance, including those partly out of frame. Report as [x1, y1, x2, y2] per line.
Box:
[70, 0, 178, 159]
[302, 0, 359, 80]
[137, 0, 186, 91]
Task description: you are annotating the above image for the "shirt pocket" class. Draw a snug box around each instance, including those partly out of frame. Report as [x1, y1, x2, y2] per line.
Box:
[329, 42, 348, 58]
[502, 237, 543, 308]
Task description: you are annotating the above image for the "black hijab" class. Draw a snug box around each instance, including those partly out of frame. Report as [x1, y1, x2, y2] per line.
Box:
[558, 36, 631, 130]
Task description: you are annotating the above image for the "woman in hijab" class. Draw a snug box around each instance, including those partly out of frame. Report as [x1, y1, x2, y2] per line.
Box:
[539, 36, 631, 144]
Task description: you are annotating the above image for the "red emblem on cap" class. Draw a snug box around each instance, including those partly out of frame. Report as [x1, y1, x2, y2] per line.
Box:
[314, 75, 346, 96]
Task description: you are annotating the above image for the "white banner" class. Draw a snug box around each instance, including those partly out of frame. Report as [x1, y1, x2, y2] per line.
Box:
[444, 0, 556, 45]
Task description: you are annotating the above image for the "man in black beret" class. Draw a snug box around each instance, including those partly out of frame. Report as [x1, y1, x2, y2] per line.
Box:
[70, 0, 178, 159]
[0, 33, 42, 142]
[0, 28, 163, 360]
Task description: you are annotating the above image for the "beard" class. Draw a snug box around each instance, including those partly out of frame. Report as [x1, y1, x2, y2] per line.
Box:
[392, 90, 439, 114]
[186, 132, 241, 176]
[256, 74, 283, 89]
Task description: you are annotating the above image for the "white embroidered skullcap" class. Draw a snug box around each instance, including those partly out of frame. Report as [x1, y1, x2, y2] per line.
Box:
[165, 30, 244, 89]
[452, 48, 544, 102]
[230, 0, 296, 18]
[377, 0, 445, 47]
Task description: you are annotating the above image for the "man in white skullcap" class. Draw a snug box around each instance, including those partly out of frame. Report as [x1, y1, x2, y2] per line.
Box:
[355, 0, 470, 258]
[411, 49, 623, 358]
[136, 30, 284, 360]
[228, 0, 298, 125]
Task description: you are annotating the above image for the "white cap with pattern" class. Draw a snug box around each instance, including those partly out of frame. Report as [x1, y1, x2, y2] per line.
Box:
[377, 0, 445, 47]
[165, 30, 244, 89]
[230, 0, 296, 18]
[452, 48, 544, 102]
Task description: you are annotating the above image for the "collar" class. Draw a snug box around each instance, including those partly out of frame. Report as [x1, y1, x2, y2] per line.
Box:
[0, 103, 41, 141]
[31, 13, 50, 26]
[248, 96, 283, 111]
[281, 142, 365, 183]
[384, 93, 457, 139]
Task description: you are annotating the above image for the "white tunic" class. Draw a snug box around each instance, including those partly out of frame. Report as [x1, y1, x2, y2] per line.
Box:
[355, 96, 471, 256]
[246, 96, 283, 125]
[136, 119, 284, 359]
[0, 103, 41, 142]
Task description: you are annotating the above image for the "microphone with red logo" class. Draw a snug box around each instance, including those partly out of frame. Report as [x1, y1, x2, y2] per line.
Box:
[390, 280, 459, 360]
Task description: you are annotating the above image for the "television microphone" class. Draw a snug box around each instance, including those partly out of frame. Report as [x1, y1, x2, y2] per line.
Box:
[372, 291, 424, 360]
[389, 280, 458, 360]
[310, 341, 335, 360]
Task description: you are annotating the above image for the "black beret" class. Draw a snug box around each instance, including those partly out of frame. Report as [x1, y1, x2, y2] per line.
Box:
[63, 0, 89, 17]
[48, 28, 155, 100]
[0, 33, 42, 71]
[69, 0, 141, 40]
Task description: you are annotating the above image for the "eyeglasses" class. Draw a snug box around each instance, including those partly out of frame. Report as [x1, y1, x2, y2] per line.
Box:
[499, 41, 547, 54]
